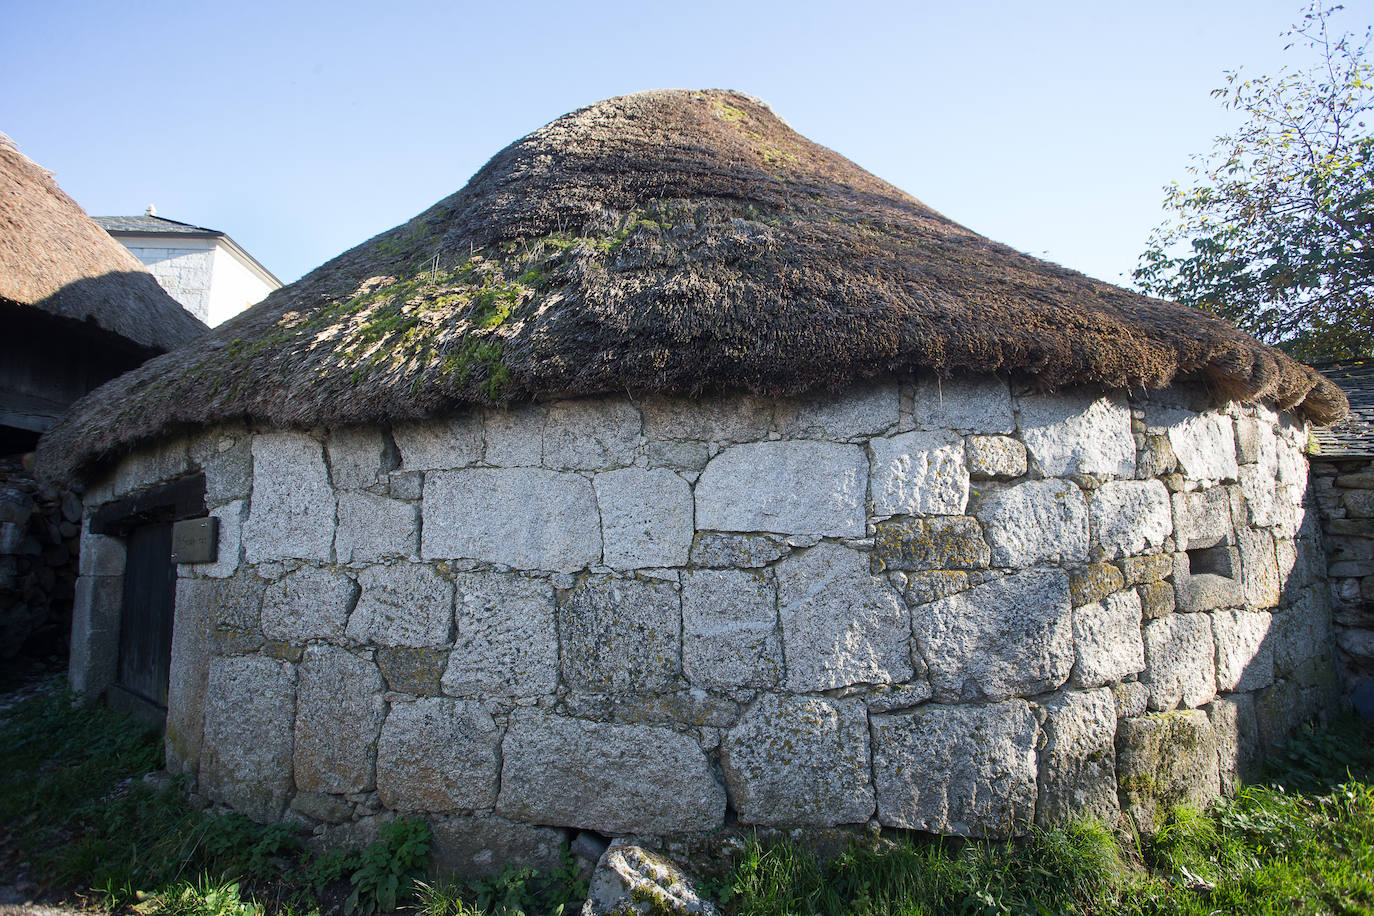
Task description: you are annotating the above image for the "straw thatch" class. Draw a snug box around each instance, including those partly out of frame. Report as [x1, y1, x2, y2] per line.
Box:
[0, 134, 207, 353]
[37, 90, 1346, 483]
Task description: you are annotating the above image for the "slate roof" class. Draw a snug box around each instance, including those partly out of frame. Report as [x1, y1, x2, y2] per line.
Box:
[94, 214, 223, 237]
[1311, 362, 1374, 458]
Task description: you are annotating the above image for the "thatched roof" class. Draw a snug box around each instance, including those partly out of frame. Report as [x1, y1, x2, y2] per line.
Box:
[0, 135, 208, 352]
[38, 90, 1347, 483]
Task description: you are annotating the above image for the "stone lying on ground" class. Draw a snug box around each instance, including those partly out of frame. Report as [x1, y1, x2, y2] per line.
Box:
[582, 840, 718, 916]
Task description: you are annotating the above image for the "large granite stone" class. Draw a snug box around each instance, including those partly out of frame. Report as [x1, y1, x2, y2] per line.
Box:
[777, 544, 912, 692]
[164, 578, 213, 774]
[872, 517, 990, 571]
[689, 532, 791, 568]
[594, 468, 694, 569]
[1238, 527, 1280, 608]
[695, 441, 867, 538]
[869, 430, 969, 517]
[1212, 609, 1274, 692]
[376, 697, 500, 811]
[543, 397, 641, 470]
[641, 394, 774, 443]
[721, 694, 874, 826]
[1072, 589, 1146, 688]
[197, 500, 245, 578]
[1088, 480, 1172, 559]
[775, 383, 899, 440]
[912, 375, 1014, 433]
[443, 572, 558, 698]
[482, 405, 544, 467]
[261, 566, 359, 643]
[347, 564, 454, 647]
[1172, 487, 1234, 549]
[1239, 464, 1278, 527]
[1271, 590, 1333, 679]
[496, 711, 726, 834]
[976, 479, 1088, 568]
[871, 701, 1037, 838]
[429, 815, 566, 876]
[1068, 561, 1126, 607]
[681, 569, 782, 690]
[203, 434, 253, 504]
[335, 491, 419, 563]
[582, 841, 719, 916]
[1018, 392, 1135, 477]
[1142, 613, 1217, 710]
[965, 435, 1027, 479]
[78, 530, 125, 577]
[327, 427, 390, 489]
[393, 416, 483, 470]
[200, 655, 296, 823]
[244, 432, 335, 562]
[559, 575, 681, 694]
[1153, 410, 1239, 481]
[1116, 711, 1220, 830]
[422, 468, 601, 572]
[377, 646, 447, 696]
[293, 646, 386, 794]
[113, 437, 189, 495]
[175, 571, 265, 633]
[914, 568, 1073, 701]
[1208, 694, 1262, 794]
[1037, 689, 1119, 827]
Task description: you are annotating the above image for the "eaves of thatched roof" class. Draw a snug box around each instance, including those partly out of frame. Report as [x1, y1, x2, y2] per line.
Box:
[36, 90, 1347, 483]
[0, 134, 208, 353]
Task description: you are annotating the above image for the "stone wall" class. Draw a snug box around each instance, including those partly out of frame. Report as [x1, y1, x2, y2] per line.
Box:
[70, 376, 1338, 866]
[1310, 457, 1374, 698]
[2, 455, 79, 671]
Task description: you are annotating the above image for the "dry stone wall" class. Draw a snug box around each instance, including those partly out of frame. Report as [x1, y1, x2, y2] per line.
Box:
[2, 455, 80, 668]
[71, 375, 1338, 863]
[1310, 457, 1374, 700]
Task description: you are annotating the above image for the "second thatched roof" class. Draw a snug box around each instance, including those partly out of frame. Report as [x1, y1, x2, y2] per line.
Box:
[0, 134, 207, 353]
[38, 90, 1347, 483]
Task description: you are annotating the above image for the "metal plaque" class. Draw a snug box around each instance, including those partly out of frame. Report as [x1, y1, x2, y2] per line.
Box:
[170, 517, 218, 564]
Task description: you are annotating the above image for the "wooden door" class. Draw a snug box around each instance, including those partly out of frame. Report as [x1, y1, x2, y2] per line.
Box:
[116, 522, 176, 708]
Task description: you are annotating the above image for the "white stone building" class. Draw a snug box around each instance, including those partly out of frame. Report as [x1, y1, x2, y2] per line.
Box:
[95, 207, 280, 327]
[41, 90, 1352, 872]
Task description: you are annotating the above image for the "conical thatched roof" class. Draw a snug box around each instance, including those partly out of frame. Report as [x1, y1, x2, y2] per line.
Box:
[0, 134, 208, 352]
[38, 90, 1347, 483]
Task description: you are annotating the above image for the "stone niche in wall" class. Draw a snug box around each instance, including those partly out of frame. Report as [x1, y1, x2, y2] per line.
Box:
[68, 374, 1340, 870]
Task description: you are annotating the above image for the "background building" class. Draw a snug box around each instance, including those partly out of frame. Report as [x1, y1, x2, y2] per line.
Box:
[96, 207, 280, 327]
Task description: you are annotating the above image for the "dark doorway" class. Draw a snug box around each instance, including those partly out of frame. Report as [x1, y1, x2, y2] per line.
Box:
[89, 472, 206, 723]
[116, 521, 177, 709]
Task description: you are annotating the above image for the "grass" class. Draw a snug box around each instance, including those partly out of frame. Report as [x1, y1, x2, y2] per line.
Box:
[2, 678, 1372, 915]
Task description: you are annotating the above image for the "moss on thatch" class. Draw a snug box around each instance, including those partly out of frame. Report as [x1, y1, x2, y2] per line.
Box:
[0, 134, 207, 353]
[36, 90, 1347, 483]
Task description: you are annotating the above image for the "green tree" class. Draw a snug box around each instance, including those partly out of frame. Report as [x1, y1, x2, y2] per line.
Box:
[1134, 3, 1374, 362]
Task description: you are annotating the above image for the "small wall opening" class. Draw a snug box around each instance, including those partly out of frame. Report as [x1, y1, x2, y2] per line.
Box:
[1187, 544, 1236, 578]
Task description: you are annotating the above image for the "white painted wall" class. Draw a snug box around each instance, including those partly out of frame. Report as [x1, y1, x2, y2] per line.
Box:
[117, 235, 278, 327]
[125, 239, 216, 323]
[208, 245, 275, 327]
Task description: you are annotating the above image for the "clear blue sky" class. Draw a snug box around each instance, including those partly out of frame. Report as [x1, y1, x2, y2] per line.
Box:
[2, 0, 1356, 287]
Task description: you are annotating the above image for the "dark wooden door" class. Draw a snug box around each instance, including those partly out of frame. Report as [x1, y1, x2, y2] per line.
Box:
[117, 522, 176, 708]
